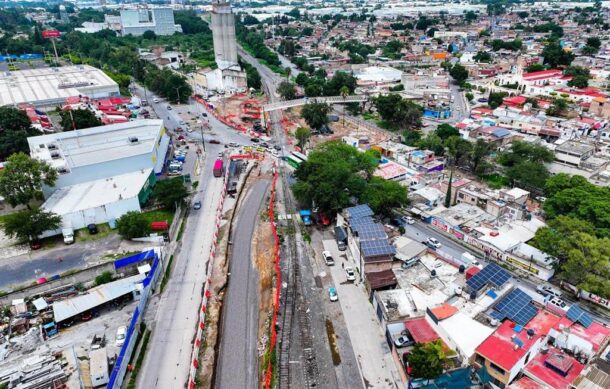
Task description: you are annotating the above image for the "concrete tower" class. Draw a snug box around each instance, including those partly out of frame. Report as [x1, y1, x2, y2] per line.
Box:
[211, 0, 238, 69]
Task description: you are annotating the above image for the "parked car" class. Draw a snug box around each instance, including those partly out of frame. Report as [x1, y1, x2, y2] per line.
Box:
[345, 266, 356, 282]
[394, 336, 414, 348]
[274, 145, 282, 151]
[404, 216, 415, 225]
[201, 112, 208, 117]
[116, 326, 127, 347]
[208, 139, 221, 144]
[250, 137, 260, 143]
[166, 105, 172, 110]
[391, 217, 407, 228]
[193, 200, 202, 210]
[179, 120, 186, 126]
[537, 285, 562, 298]
[228, 142, 240, 147]
[328, 287, 338, 302]
[549, 297, 567, 310]
[30, 239, 42, 250]
[322, 251, 335, 266]
[153, 98, 160, 103]
[426, 237, 442, 249]
[87, 224, 98, 235]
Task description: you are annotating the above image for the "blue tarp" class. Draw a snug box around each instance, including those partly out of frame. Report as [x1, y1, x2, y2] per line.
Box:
[114, 250, 155, 270]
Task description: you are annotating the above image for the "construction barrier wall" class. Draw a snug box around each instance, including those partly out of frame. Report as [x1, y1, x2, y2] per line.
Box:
[107, 249, 163, 389]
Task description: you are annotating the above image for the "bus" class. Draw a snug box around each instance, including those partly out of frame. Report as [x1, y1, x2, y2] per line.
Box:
[291, 151, 307, 163]
[286, 155, 302, 169]
[213, 159, 223, 177]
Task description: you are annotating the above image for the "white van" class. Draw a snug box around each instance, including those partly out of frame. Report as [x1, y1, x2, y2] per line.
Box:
[62, 228, 74, 245]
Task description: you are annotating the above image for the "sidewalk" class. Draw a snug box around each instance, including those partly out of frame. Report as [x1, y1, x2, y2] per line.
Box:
[322, 237, 401, 389]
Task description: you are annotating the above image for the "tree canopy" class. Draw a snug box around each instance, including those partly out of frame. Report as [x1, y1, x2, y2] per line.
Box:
[0, 106, 39, 160]
[153, 178, 188, 210]
[59, 108, 102, 131]
[117, 211, 149, 240]
[0, 153, 58, 208]
[292, 141, 408, 215]
[449, 63, 469, 84]
[408, 340, 446, 380]
[497, 141, 554, 189]
[542, 41, 575, 68]
[278, 81, 297, 100]
[301, 102, 331, 130]
[0, 208, 61, 243]
[374, 94, 422, 131]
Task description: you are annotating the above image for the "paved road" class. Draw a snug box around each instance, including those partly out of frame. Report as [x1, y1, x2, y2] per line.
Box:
[215, 180, 270, 389]
[137, 88, 253, 388]
[0, 236, 121, 289]
[449, 82, 468, 122]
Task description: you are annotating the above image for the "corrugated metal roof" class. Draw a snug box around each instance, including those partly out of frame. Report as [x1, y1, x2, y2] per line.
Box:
[53, 273, 145, 322]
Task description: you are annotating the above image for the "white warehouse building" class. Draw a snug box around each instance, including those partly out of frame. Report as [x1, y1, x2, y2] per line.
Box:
[41, 168, 156, 234]
[28, 119, 170, 196]
[0, 65, 119, 108]
[120, 8, 181, 36]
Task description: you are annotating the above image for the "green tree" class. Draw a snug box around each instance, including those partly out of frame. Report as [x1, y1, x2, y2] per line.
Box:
[301, 102, 331, 130]
[0, 106, 39, 160]
[295, 127, 311, 149]
[382, 39, 404, 59]
[585, 37, 601, 50]
[544, 173, 589, 197]
[525, 63, 545, 72]
[435, 124, 459, 141]
[449, 63, 468, 84]
[95, 271, 114, 286]
[361, 176, 409, 216]
[417, 133, 445, 156]
[374, 94, 422, 130]
[465, 92, 474, 101]
[506, 160, 550, 189]
[0, 153, 58, 208]
[471, 138, 491, 175]
[117, 211, 149, 239]
[402, 130, 422, 146]
[568, 75, 589, 88]
[277, 80, 296, 100]
[0, 208, 61, 243]
[445, 170, 453, 207]
[409, 340, 446, 380]
[142, 30, 157, 40]
[546, 98, 568, 117]
[292, 141, 381, 214]
[445, 135, 473, 167]
[59, 109, 102, 131]
[488, 91, 508, 109]
[542, 41, 575, 68]
[153, 178, 188, 210]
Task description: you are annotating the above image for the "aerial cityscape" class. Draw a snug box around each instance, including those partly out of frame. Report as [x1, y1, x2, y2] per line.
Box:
[0, 0, 608, 388]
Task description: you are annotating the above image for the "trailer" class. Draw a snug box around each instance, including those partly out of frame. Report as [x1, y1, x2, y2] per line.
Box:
[90, 347, 109, 387]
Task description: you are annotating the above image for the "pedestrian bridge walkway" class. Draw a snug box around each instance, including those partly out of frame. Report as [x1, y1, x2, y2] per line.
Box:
[263, 95, 367, 112]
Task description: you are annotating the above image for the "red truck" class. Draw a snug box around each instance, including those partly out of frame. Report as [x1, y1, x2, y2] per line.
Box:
[213, 159, 223, 178]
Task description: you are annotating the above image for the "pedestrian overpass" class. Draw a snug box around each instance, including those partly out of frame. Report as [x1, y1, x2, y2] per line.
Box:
[263, 95, 368, 112]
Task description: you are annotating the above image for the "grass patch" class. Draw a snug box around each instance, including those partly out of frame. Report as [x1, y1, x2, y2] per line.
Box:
[160, 255, 174, 293]
[481, 173, 510, 189]
[75, 223, 114, 242]
[140, 208, 175, 228]
[176, 218, 186, 241]
[361, 112, 379, 121]
[104, 251, 140, 260]
[126, 328, 151, 389]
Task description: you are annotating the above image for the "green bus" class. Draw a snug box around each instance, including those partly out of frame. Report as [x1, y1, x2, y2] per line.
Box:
[286, 155, 302, 169]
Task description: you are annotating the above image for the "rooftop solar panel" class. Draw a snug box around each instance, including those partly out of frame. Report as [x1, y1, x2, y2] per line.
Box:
[491, 288, 538, 326]
[466, 263, 511, 292]
[346, 204, 373, 219]
[566, 304, 593, 328]
[361, 239, 396, 257]
[356, 223, 387, 241]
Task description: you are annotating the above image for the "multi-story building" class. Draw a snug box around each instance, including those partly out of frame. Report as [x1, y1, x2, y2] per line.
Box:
[120, 8, 180, 36]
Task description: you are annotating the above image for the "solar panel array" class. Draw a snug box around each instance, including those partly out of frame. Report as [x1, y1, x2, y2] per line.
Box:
[466, 263, 511, 291]
[346, 204, 373, 219]
[490, 288, 538, 326]
[350, 216, 375, 232]
[355, 223, 387, 241]
[361, 239, 396, 257]
[566, 304, 593, 328]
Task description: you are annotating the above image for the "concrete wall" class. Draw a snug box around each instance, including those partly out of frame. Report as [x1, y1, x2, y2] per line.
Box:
[0, 262, 115, 306]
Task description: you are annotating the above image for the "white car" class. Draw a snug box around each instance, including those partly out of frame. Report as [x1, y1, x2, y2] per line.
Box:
[153, 98, 160, 103]
[345, 266, 356, 282]
[179, 120, 186, 126]
[405, 216, 415, 225]
[116, 326, 127, 347]
[427, 237, 442, 249]
[322, 251, 334, 266]
[328, 287, 338, 302]
[548, 297, 568, 310]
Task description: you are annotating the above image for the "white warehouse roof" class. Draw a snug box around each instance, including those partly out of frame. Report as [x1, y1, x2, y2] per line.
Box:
[42, 168, 152, 215]
[28, 119, 164, 171]
[354, 66, 403, 83]
[53, 273, 145, 322]
[0, 65, 119, 107]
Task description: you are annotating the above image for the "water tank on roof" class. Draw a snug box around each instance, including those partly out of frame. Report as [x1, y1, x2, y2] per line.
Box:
[470, 291, 477, 300]
[431, 269, 437, 277]
[459, 264, 466, 273]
